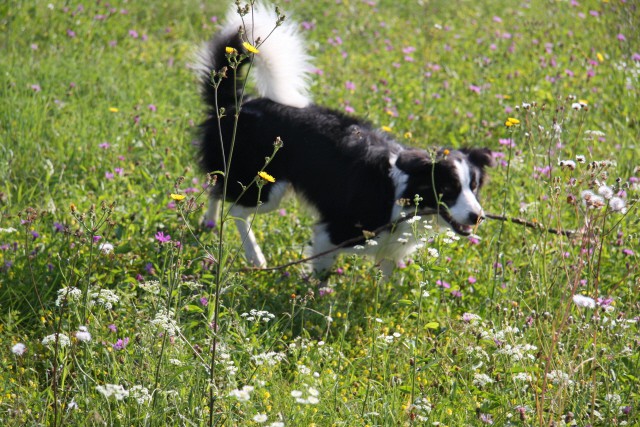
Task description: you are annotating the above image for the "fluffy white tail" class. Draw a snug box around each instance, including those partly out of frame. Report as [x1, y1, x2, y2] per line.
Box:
[194, 3, 313, 109]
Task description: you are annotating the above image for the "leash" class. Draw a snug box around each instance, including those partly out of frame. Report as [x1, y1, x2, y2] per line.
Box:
[238, 210, 577, 273]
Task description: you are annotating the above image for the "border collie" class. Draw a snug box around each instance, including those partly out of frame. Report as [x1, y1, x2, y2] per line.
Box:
[194, 4, 494, 275]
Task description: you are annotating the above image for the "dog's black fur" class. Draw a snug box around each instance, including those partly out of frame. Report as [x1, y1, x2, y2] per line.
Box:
[196, 7, 494, 273]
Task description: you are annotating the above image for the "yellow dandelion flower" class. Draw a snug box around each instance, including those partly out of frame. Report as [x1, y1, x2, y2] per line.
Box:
[596, 52, 604, 62]
[258, 171, 275, 183]
[505, 117, 520, 127]
[443, 149, 450, 156]
[381, 125, 392, 132]
[225, 46, 237, 54]
[170, 193, 186, 201]
[403, 131, 412, 139]
[109, 107, 119, 113]
[242, 42, 259, 54]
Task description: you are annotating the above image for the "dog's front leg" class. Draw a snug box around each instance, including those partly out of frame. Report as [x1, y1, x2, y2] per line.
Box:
[230, 206, 267, 268]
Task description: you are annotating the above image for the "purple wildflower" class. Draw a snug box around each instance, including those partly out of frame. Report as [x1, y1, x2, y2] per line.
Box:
[155, 231, 171, 243]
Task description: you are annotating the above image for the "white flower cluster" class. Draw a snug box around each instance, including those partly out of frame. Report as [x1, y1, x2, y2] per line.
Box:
[512, 372, 532, 382]
[55, 287, 82, 306]
[241, 309, 276, 323]
[546, 370, 574, 387]
[151, 308, 180, 337]
[139, 280, 162, 295]
[96, 384, 129, 400]
[495, 343, 538, 362]
[378, 332, 402, 344]
[129, 385, 152, 404]
[89, 288, 119, 309]
[229, 385, 254, 402]
[291, 385, 320, 404]
[251, 351, 287, 366]
[42, 333, 70, 348]
[472, 373, 494, 387]
[218, 351, 238, 375]
[409, 397, 432, 422]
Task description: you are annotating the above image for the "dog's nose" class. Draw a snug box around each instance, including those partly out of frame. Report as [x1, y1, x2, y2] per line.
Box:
[467, 212, 485, 225]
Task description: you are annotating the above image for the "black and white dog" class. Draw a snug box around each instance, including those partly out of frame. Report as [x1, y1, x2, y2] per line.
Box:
[195, 4, 494, 275]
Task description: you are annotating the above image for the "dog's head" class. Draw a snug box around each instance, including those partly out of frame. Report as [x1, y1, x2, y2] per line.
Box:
[396, 147, 495, 235]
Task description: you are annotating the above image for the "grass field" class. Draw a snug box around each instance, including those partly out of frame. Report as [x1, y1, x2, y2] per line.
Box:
[1, 0, 639, 425]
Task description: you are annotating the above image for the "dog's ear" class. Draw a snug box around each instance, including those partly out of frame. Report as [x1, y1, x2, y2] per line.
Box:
[396, 149, 433, 174]
[461, 147, 495, 169]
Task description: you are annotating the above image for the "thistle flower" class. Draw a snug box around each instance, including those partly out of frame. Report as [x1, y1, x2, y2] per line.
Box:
[572, 294, 596, 308]
[12, 343, 27, 356]
[76, 326, 92, 343]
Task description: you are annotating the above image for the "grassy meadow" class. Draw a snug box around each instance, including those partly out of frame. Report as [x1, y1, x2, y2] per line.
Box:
[1, 0, 639, 425]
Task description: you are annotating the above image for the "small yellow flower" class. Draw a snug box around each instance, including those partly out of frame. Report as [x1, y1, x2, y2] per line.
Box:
[170, 193, 186, 201]
[381, 125, 392, 132]
[596, 52, 604, 62]
[443, 149, 450, 156]
[505, 117, 520, 127]
[109, 107, 119, 113]
[578, 99, 588, 106]
[258, 171, 275, 183]
[225, 46, 237, 54]
[242, 41, 259, 54]
[404, 131, 412, 139]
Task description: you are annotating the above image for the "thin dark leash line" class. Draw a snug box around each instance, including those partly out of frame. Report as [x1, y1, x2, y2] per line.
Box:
[238, 210, 577, 273]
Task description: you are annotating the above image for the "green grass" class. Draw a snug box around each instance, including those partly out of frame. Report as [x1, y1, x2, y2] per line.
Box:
[1, 0, 639, 426]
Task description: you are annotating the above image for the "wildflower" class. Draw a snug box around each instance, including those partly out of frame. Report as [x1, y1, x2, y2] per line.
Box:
[258, 171, 276, 183]
[242, 41, 259, 54]
[155, 231, 171, 243]
[89, 289, 119, 309]
[381, 125, 392, 132]
[546, 370, 574, 386]
[251, 351, 287, 366]
[572, 294, 596, 309]
[55, 287, 82, 306]
[473, 373, 494, 387]
[558, 160, 576, 170]
[597, 185, 613, 199]
[504, 117, 520, 127]
[42, 333, 71, 348]
[108, 107, 119, 112]
[129, 385, 152, 404]
[112, 337, 129, 350]
[170, 193, 186, 201]
[96, 384, 129, 400]
[12, 343, 27, 356]
[576, 155, 586, 163]
[229, 385, 254, 402]
[151, 308, 180, 337]
[99, 242, 114, 254]
[427, 247, 439, 258]
[253, 414, 268, 423]
[76, 326, 92, 343]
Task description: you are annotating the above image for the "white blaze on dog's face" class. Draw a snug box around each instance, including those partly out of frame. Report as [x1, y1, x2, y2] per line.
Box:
[395, 148, 494, 236]
[446, 159, 484, 232]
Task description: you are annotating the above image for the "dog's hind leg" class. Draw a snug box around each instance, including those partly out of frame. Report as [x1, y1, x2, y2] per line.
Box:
[229, 205, 267, 268]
